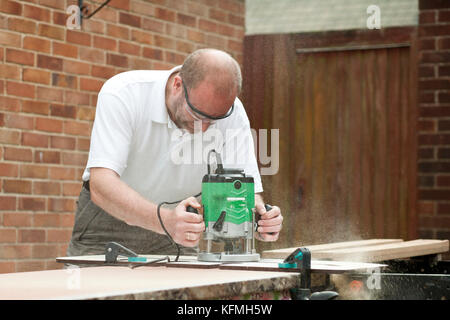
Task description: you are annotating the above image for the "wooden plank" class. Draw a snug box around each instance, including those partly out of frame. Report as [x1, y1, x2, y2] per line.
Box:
[312, 239, 449, 262]
[262, 239, 403, 259]
[219, 259, 386, 274]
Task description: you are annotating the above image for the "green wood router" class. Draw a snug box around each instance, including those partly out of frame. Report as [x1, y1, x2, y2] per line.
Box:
[194, 150, 260, 262]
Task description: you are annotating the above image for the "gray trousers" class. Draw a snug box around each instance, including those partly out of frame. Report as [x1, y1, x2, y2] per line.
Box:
[66, 184, 197, 257]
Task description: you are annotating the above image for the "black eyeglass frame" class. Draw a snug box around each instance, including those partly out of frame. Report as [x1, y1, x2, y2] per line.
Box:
[182, 81, 235, 121]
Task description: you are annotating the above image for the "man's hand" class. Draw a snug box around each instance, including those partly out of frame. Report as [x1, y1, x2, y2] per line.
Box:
[254, 195, 283, 241]
[162, 197, 205, 247]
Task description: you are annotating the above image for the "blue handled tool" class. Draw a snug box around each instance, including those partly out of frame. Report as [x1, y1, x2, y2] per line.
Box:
[279, 247, 338, 300]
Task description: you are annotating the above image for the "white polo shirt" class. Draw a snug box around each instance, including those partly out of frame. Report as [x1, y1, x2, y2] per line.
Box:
[82, 66, 263, 204]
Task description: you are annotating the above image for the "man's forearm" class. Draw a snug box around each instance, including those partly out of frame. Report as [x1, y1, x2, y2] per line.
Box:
[89, 168, 169, 234]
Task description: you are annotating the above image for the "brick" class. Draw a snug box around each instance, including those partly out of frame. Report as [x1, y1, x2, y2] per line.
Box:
[52, 11, 66, 26]
[36, 86, 64, 102]
[0, 31, 21, 47]
[60, 213, 75, 228]
[22, 132, 49, 148]
[4, 179, 32, 194]
[48, 198, 76, 212]
[107, 24, 129, 40]
[51, 136, 76, 150]
[52, 73, 77, 89]
[421, 51, 450, 63]
[77, 137, 90, 151]
[154, 35, 175, 49]
[143, 47, 163, 60]
[0, 229, 17, 243]
[419, 189, 450, 200]
[437, 203, 450, 214]
[141, 18, 165, 34]
[83, 19, 105, 35]
[95, 6, 117, 23]
[0, 245, 31, 259]
[79, 47, 105, 64]
[6, 49, 35, 66]
[0, 0, 22, 15]
[0, 64, 20, 80]
[218, 0, 242, 14]
[63, 60, 90, 76]
[80, 78, 104, 92]
[4, 113, 34, 130]
[50, 104, 77, 119]
[106, 53, 128, 67]
[438, 37, 450, 50]
[119, 12, 141, 28]
[63, 182, 81, 196]
[49, 167, 75, 180]
[0, 196, 16, 210]
[40, 0, 66, 10]
[209, 8, 227, 23]
[20, 164, 48, 178]
[439, 120, 450, 131]
[4, 147, 32, 162]
[109, 0, 130, 10]
[22, 100, 50, 115]
[419, 79, 450, 91]
[64, 91, 90, 105]
[438, 65, 450, 77]
[228, 13, 244, 26]
[93, 35, 117, 51]
[47, 229, 72, 242]
[8, 17, 37, 34]
[34, 213, 60, 227]
[418, 161, 450, 173]
[419, 0, 450, 10]
[177, 13, 197, 27]
[32, 244, 59, 258]
[187, 29, 205, 43]
[23, 36, 51, 53]
[23, 68, 51, 85]
[176, 40, 195, 54]
[34, 150, 60, 164]
[419, 134, 450, 145]
[37, 54, 63, 71]
[0, 261, 15, 274]
[35, 117, 63, 133]
[436, 174, 450, 186]
[418, 175, 434, 187]
[62, 152, 88, 166]
[53, 42, 78, 58]
[419, 25, 450, 37]
[18, 197, 45, 211]
[91, 65, 117, 79]
[199, 19, 218, 33]
[119, 41, 140, 56]
[0, 128, 20, 145]
[23, 4, 51, 22]
[66, 30, 91, 46]
[439, 10, 450, 22]
[165, 51, 185, 65]
[0, 163, 19, 177]
[19, 229, 46, 243]
[33, 181, 60, 195]
[166, 24, 186, 38]
[16, 261, 46, 273]
[155, 7, 176, 22]
[131, 29, 153, 45]
[3, 213, 33, 227]
[420, 106, 450, 117]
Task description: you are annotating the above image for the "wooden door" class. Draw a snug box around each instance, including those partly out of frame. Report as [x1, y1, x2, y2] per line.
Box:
[243, 29, 418, 251]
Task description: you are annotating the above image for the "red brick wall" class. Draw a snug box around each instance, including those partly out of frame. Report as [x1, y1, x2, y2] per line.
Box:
[417, 0, 450, 249]
[0, 0, 245, 273]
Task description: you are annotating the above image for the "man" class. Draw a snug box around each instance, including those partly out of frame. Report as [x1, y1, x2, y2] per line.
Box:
[67, 48, 283, 257]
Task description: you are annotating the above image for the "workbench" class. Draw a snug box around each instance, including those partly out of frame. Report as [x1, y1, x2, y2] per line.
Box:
[0, 238, 447, 300]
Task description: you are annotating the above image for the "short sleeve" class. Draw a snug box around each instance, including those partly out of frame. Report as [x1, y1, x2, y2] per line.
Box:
[86, 92, 135, 177]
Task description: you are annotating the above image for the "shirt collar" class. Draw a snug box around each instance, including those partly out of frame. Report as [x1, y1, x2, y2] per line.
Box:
[150, 65, 181, 126]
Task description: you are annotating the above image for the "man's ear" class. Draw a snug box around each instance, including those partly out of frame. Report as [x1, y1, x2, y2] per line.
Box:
[173, 74, 183, 91]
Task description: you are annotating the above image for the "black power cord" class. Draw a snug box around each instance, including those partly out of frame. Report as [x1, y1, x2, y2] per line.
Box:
[156, 193, 202, 262]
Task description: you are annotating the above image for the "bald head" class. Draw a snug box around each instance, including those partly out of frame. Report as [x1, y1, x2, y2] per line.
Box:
[179, 49, 242, 97]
